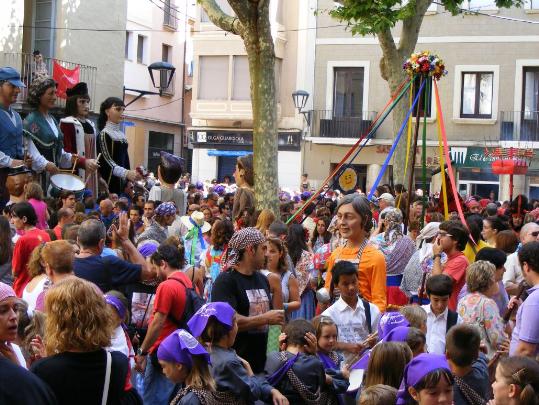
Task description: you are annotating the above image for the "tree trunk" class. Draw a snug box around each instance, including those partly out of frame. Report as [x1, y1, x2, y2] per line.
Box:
[245, 11, 279, 214]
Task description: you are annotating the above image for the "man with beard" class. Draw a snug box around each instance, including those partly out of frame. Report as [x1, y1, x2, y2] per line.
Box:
[211, 227, 285, 373]
[134, 243, 193, 405]
[324, 193, 387, 312]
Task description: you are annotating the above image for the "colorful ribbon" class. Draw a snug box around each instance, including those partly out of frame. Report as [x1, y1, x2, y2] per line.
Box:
[185, 218, 206, 265]
[286, 77, 414, 224]
[397, 80, 415, 210]
[367, 78, 426, 199]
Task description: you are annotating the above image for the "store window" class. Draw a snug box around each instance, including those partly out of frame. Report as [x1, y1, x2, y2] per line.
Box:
[460, 72, 494, 119]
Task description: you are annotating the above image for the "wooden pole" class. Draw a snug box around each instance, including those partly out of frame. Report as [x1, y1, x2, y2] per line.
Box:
[405, 77, 424, 233]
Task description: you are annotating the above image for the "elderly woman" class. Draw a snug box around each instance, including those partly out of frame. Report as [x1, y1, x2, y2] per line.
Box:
[400, 222, 448, 303]
[0, 282, 27, 368]
[30, 277, 129, 403]
[457, 261, 507, 359]
[371, 208, 416, 306]
[23, 78, 98, 189]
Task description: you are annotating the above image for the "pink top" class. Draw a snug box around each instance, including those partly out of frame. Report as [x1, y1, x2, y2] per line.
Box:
[28, 198, 48, 230]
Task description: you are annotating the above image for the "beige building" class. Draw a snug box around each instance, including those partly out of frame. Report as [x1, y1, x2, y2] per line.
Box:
[189, 0, 307, 189]
[123, 0, 194, 174]
[306, 0, 539, 201]
[0, 0, 127, 115]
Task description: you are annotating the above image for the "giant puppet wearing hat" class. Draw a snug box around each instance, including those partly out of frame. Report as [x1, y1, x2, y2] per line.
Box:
[60, 82, 99, 196]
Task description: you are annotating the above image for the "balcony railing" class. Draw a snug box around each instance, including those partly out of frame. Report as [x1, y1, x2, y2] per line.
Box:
[500, 111, 539, 142]
[310, 110, 378, 138]
[0, 52, 97, 111]
[163, 1, 178, 29]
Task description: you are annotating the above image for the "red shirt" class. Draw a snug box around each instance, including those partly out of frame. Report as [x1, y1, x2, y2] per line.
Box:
[149, 271, 192, 353]
[53, 225, 62, 240]
[12, 228, 51, 297]
[443, 251, 469, 311]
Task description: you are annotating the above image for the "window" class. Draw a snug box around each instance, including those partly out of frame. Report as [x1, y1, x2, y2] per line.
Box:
[232, 56, 250, 100]
[125, 32, 131, 59]
[201, 0, 234, 22]
[333, 67, 364, 117]
[412, 76, 433, 118]
[34, 0, 55, 58]
[163, 0, 178, 28]
[162, 44, 171, 62]
[137, 35, 147, 64]
[460, 72, 493, 118]
[523, 67, 539, 113]
[525, 0, 539, 9]
[161, 45, 174, 94]
[198, 56, 229, 100]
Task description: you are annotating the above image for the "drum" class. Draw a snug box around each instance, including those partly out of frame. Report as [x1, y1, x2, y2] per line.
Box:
[49, 173, 85, 200]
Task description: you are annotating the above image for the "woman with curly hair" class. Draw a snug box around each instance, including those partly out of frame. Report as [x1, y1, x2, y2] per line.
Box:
[30, 277, 129, 404]
[203, 219, 234, 300]
[23, 77, 98, 188]
[286, 223, 316, 320]
[21, 244, 49, 312]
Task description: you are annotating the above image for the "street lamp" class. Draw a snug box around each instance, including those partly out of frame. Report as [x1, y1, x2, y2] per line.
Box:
[292, 89, 310, 126]
[123, 61, 176, 107]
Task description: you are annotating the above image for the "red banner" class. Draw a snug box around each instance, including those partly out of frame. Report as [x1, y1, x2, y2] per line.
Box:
[52, 62, 80, 99]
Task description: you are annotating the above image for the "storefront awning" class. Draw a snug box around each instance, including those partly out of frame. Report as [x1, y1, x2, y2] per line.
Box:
[207, 150, 251, 157]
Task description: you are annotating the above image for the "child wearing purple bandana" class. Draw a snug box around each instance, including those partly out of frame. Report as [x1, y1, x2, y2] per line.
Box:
[157, 329, 217, 405]
[187, 302, 289, 405]
[396, 353, 454, 405]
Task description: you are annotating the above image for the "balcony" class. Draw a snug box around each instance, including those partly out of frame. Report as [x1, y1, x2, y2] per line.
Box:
[0, 52, 97, 112]
[163, 0, 178, 30]
[500, 111, 539, 142]
[310, 110, 378, 138]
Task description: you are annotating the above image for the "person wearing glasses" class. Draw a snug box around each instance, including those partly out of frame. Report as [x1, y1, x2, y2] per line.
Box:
[97, 97, 141, 195]
[431, 220, 470, 311]
[503, 222, 539, 296]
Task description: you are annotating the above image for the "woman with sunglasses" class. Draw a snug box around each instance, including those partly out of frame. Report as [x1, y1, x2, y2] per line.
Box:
[97, 97, 141, 195]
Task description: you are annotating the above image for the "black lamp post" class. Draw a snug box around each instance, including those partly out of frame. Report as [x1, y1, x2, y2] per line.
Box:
[124, 61, 176, 107]
[292, 89, 310, 126]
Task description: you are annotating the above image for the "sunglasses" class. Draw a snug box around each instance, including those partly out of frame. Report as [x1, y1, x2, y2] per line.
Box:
[532, 231, 539, 237]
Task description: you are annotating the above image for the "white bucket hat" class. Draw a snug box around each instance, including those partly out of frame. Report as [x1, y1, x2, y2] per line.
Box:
[180, 211, 211, 234]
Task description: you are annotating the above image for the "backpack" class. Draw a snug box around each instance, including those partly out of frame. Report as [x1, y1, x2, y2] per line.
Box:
[446, 309, 458, 333]
[168, 276, 206, 329]
[362, 299, 372, 334]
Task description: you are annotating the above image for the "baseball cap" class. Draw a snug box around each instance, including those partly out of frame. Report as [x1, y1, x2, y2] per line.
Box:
[377, 192, 395, 203]
[0, 67, 26, 88]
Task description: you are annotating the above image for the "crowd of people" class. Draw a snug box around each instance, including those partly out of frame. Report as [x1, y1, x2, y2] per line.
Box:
[2, 66, 539, 405]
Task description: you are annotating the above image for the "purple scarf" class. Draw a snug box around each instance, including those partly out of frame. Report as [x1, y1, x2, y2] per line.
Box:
[317, 352, 338, 370]
[267, 353, 299, 386]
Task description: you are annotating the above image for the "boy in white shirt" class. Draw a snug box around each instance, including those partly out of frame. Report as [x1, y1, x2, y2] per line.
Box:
[322, 261, 379, 363]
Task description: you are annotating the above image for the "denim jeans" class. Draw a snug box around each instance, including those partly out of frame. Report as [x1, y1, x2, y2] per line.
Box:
[143, 359, 175, 405]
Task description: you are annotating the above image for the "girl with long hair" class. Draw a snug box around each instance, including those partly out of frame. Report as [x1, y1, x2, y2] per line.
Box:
[310, 216, 332, 252]
[203, 219, 234, 300]
[286, 223, 316, 320]
[492, 356, 539, 405]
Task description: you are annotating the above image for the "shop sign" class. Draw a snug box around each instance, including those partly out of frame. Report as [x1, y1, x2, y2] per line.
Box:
[450, 147, 496, 168]
[191, 130, 301, 151]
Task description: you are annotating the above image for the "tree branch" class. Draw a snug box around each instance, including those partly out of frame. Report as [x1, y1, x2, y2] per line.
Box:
[398, 0, 432, 55]
[377, 28, 398, 82]
[198, 0, 244, 36]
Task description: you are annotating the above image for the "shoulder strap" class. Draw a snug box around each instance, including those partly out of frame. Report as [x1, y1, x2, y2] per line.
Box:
[454, 375, 486, 405]
[446, 310, 458, 333]
[362, 299, 372, 334]
[101, 350, 112, 405]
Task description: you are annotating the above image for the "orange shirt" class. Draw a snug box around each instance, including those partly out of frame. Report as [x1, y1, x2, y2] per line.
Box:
[324, 244, 387, 312]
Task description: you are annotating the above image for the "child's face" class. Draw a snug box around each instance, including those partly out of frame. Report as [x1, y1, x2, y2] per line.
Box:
[429, 294, 449, 316]
[409, 375, 453, 405]
[336, 273, 359, 300]
[158, 360, 187, 384]
[318, 324, 338, 353]
[492, 364, 515, 405]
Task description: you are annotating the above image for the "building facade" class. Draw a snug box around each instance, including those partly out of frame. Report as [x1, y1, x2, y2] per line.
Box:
[305, 0, 539, 201]
[1, 0, 126, 115]
[123, 0, 193, 175]
[189, 0, 307, 189]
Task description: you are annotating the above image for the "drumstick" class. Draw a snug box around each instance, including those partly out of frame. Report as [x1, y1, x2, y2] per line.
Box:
[84, 153, 102, 186]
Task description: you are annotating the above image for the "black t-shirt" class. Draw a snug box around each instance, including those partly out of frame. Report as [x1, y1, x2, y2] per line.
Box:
[31, 350, 128, 405]
[74, 254, 142, 292]
[211, 269, 272, 374]
[0, 357, 58, 405]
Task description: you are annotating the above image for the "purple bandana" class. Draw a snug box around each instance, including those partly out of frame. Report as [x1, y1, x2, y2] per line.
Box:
[396, 353, 451, 405]
[352, 326, 411, 370]
[187, 302, 235, 338]
[0, 282, 16, 303]
[377, 311, 409, 339]
[157, 329, 210, 368]
[137, 240, 159, 258]
[105, 295, 127, 320]
[155, 201, 176, 217]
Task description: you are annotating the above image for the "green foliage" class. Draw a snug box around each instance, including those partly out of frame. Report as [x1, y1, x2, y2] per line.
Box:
[330, 0, 525, 36]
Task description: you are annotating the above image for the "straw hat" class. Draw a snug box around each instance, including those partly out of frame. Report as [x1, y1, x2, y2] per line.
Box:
[180, 211, 211, 233]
